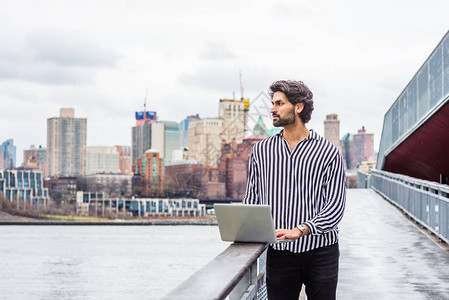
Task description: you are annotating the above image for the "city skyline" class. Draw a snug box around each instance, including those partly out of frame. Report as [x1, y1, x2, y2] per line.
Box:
[1, 1, 448, 165]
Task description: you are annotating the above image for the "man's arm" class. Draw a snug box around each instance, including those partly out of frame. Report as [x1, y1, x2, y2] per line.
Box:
[243, 151, 260, 205]
[304, 152, 346, 236]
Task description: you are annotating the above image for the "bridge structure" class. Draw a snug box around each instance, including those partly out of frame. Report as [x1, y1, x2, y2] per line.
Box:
[163, 175, 449, 300]
[376, 30, 449, 184]
[163, 30, 449, 300]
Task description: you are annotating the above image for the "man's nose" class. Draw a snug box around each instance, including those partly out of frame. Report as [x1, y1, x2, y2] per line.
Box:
[270, 106, 277, 114]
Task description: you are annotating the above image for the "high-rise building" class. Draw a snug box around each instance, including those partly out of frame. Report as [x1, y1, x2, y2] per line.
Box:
[186, 118, 224, 167]
[47, 108, 87, 177]
[218, 98, 248, 143]
[23, 145, 47, 176]
[341, 127, 375, 169]
[324, 114, 343, 154]
[135, 110, 157, 126]
[353, 127, 375, 163]
[160, 121, 181, 162]
[132, 121, 165, 164]
[115, 145, 132, 174]
[341, 133, 355, 169]
[133, 149, 164, 196]
[180, 114, 200, 150]
[0, 139, 16, 169]
[86, 146, 120, 175]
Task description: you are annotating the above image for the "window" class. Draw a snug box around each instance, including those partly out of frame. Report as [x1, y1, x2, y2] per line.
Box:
[24, 172, 29, 188]
[18, 172, 23, 188]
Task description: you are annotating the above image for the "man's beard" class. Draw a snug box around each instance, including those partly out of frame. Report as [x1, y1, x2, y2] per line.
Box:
[273, 107, 296, 127]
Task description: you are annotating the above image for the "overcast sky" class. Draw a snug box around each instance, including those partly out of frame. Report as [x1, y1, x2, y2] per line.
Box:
[1, 0, 448, 165]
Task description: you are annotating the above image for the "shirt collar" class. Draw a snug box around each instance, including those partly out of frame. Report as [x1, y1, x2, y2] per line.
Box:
[277, 129, 319, 141]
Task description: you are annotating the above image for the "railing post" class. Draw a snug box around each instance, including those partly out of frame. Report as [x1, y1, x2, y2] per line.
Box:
[230, 259, 257, 300]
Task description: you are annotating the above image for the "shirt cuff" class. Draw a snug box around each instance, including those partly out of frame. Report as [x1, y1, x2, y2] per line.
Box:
[304, 221, 317, 235]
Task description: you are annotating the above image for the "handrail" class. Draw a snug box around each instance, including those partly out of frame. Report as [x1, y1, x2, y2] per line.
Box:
[162, 243, 268, 300]
[370, 169, 449, 244]
[357, 170, 370, 188]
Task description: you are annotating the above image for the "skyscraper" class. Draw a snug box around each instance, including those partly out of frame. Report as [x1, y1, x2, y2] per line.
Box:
[132, 121, 165, 164]
[0, 139, 16, 169]
[186, 118, 223, 167]
[86, 146, 120, 175]
[341, 127, 375, 169]
[47, 108, 87, 177]
[160, 120, 181, 162]
[218, 98, 248, 143]
[353, 127, 375, 164]
[180, 114, 200, 150]
[324, 114, 343, 154]
[133, 149, 164, 196]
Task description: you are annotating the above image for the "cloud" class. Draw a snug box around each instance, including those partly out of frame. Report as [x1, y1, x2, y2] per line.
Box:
[200, 41, 237, 61]
[178, 62, 277, 96]
[27, 31, 119, 67]
[0, 54, 94, 85]
[0, 30, 119, 85]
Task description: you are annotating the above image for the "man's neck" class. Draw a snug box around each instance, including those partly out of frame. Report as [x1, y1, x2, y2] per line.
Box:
[282, 121, 310, 151]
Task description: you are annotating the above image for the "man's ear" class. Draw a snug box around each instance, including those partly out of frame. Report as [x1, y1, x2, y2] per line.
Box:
[296, 103, 304, 114]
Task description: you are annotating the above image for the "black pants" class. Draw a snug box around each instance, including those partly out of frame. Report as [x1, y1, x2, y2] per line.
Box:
[266, 243, 339, 300]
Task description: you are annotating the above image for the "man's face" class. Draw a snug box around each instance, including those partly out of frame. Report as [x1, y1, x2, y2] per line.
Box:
[271, 91, 297, 127]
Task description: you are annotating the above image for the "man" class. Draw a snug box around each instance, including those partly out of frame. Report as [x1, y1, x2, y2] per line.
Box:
[243, 80, 346, 300]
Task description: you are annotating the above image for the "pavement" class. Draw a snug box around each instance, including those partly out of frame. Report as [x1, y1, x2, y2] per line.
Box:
[337, 189, 449, 300]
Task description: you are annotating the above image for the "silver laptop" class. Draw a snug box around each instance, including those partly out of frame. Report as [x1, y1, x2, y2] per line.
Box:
[214, 203, 293, 243]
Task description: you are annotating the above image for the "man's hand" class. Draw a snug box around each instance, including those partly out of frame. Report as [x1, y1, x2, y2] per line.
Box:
[275, 225, 309, 240]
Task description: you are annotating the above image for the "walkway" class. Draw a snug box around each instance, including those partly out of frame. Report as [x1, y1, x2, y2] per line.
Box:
[338, 189, 449, 299]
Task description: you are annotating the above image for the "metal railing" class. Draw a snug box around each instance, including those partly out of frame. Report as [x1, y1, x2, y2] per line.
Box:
[371, 169, 449, 244]
[357, 170, 371, 188]
[162, 243, 268, 300]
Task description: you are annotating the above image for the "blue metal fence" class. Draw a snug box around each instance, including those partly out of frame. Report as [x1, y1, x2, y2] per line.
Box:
[370, 169, 449, 244]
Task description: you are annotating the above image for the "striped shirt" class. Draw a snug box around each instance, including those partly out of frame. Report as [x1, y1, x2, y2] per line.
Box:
[243, 129, 346, 253]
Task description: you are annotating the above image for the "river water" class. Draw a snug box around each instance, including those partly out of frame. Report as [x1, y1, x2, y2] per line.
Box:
[0, 225, 230, 300]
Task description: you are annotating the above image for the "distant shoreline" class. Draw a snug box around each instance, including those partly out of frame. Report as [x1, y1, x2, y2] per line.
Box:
[0, 211, 218, 226]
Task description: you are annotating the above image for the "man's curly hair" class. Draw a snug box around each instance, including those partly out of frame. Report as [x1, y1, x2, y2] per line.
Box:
[268, 80, 314, 124]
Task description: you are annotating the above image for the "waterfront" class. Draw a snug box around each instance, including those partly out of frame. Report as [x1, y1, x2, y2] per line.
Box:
[3, 190, 449, 300]
[0, 225, 229, 299]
